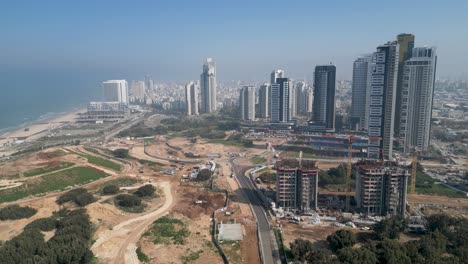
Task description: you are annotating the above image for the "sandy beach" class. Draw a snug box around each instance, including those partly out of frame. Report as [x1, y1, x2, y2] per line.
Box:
[0, 109, 85, 150]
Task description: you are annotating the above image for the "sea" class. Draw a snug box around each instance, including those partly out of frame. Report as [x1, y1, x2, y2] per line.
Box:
[0, 67, 104, 134]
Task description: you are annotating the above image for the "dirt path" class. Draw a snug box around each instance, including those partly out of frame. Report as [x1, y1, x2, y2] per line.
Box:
[129, 145, 170, 165]
[91, 181, 175, 264]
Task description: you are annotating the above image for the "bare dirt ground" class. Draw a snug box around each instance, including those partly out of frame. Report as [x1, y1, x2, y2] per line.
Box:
[408, 193, 468, 217]
[91, 181, 175, 264]
[0, 196, 60, 240]
[139, 213, 222, 264]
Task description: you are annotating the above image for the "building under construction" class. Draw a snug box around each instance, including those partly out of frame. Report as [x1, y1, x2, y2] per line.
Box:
[275, 158, 319, 212]
[355, 160, 409, 216]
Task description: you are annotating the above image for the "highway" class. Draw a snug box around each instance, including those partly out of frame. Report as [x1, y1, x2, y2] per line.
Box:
[230, 161, 279, 264]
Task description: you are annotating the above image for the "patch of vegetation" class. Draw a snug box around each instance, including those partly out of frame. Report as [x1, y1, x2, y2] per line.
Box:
[0, 205, 37, 220]
[83, 147, 100, 154]
[137, 159, 165, 167]
[102, 184, 119, 195]
[259, 172, 276, 183]
[196, 169, 212, 181]
[115, 194, 141, 207]
[112, 148, 129, 159]
[0, 166, 108, 203]
[219, 133, 254, 147]
[72, 151, 122, 171]
[0, 173, 19, 180]
[136, 247, 149, 263]
[289, 214, 468, 264]
[24, 217, 58, 231]
[134, 184, 156, 198]
[57, 188, 96, 207]
[414, 168, 465, 198]
[250, 156, 266, 164]
[144, 216, 190, 245]
[23, 162, 75, 177]
[180, 249, 203, 264]
[219, 240, 242, 263]
[0, 209, 95, 264]
[274, 229, 293, 264]
[318, 165, 347, 188]
[98, 177, 138, 188]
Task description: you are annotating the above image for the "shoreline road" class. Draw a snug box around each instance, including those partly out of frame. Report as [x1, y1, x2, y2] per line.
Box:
[91, 181, 175, 264]
[230, 161, 279, 264]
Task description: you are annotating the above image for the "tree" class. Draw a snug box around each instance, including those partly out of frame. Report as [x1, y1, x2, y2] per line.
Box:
[102, 184, 119, 195]
[113, 148, 129, 159]
[134, 184, 156, 197]
[196, 169, 212, 181]
[74, 192, 96, 206]
[57, 188, 95, 207]
[372, 239, 411, 264]
[305, 248, 339, 264]
[327, 229, 356, 252]
[290, 238, 314, 262]
[374, 216, 408, 240]
[115, 194, 141, 207]
[338, 247, 377, 264]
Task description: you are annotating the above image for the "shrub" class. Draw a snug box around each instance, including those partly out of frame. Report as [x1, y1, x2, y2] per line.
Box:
[102, 184, 119, 195]
[196, 169, 211, 181]
[57, 188, 95, 207]
[75, 192, 96, 206]
[115, 194, 141, 207]
[0, 205, 37, 220]
[134, 184, 156, 197]
[113, 149, 129, 159]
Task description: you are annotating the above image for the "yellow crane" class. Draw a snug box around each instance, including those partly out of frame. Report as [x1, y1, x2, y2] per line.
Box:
[411, 150, 418, 194]
[346, 135, 355, 212]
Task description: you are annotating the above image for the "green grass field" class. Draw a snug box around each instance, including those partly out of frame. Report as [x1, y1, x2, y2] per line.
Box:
[23, 162, 75, 177]
[250, 156, 266, 164]
[137, 159, 166, 167]
[415, 171, 465, 198]
[144, 216, 190, 245]
[0, 166, 109, 203]
[71, 151, 122, 171]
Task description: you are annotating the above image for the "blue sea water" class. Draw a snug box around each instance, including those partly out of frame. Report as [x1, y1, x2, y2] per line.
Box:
[0, 67, 104, 133]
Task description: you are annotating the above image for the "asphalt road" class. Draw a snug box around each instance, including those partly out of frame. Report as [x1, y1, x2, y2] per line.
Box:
[230, 161, 277, 264]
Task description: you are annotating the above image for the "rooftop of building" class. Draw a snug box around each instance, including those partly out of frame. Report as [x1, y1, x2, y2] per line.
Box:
[355, 160, 409, 175]
[275, 158, 318, 170]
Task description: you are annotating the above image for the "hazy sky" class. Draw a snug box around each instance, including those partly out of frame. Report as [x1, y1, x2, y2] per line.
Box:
[2, 0, 468, 81]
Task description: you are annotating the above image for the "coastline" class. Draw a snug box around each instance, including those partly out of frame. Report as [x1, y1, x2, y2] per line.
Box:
[0, 108, 86, 149]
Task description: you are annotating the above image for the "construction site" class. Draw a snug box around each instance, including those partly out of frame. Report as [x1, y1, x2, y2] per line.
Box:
[0, 115, 466, 264]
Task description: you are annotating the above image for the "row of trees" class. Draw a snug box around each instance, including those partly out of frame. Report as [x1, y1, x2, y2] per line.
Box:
[289, 214, 468, 264]
[0, 209, 94, 264]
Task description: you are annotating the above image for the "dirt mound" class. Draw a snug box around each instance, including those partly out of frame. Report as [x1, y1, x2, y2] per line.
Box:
[36, 161, 62, 167]
[173, 188, 225, 219]
[37, 151, 62, 160]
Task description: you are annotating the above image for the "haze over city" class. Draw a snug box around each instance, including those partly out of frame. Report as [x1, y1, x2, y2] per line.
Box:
[2, 0, 468, 81]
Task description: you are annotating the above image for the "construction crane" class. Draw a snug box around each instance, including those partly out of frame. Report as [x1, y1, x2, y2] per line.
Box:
[410, 150, 418, 194]
[345, 135, 355, 212]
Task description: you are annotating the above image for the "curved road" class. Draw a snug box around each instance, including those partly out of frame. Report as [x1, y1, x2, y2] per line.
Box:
[230, 161, 279, 264]
[91, 181, 175, 264]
